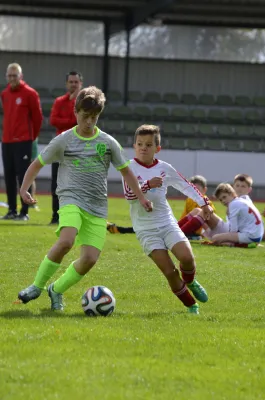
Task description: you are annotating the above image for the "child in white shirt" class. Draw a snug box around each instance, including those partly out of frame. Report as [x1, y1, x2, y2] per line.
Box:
[123, 124, 213, 314]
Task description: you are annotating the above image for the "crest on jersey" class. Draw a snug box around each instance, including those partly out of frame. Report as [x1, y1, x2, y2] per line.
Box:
[96, 143, 107, 157]
[16, 97, 22, 105]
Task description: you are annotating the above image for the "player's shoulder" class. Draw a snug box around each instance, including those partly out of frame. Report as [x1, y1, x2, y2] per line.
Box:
[230, 197, 247, 209]
[1, 86, 8, 96]
[23, 83, 39, 97]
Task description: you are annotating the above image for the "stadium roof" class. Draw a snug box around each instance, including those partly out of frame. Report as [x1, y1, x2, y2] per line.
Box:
[1, 0, 265, 32]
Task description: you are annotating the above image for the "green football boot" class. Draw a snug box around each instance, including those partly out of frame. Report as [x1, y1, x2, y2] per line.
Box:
[187, 279, 208, 303]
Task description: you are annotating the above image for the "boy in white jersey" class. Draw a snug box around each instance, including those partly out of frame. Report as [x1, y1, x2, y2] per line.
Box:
[18, 86, 152, 310]
[199, 183, 263, 246]
[233, 174, 253, 203]
[123, 124, 213, 315]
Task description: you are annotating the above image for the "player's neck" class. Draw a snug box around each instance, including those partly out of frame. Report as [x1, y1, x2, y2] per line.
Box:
[136, 157, 156, 166]
[76, 126, 96, 138]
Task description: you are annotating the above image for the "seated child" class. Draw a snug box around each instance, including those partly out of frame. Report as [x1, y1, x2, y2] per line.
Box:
[178, 175, 215, 239]
[194, 183, 264, 246]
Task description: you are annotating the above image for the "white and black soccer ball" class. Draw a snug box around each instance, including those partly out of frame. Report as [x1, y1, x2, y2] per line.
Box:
[81, 286, 116, 316]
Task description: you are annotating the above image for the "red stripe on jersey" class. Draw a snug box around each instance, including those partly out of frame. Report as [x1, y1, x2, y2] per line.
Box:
[176, 170, 209, 206]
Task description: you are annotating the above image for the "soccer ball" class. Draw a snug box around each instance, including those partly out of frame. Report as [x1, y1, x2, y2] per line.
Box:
[81, 286, 116, 316]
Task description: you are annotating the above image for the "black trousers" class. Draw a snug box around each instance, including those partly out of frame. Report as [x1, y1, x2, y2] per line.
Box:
[2, 141, 32, 215]
[51, 162, 59, 221]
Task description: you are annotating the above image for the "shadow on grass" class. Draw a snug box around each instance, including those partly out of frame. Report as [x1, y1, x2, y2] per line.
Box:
[0, 309, 184, 319]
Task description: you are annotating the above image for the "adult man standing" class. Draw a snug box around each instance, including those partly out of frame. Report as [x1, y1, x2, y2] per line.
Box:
[49, 70, 83, 224]
[1, 63, 42, 220]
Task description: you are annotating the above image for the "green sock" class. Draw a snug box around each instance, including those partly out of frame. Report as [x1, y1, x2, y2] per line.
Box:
[33, 255, 61, 290]
[53, 262, 83, 294]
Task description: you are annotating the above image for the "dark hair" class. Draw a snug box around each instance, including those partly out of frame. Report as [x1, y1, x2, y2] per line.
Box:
[66, 70, 83, 82]
[234, 174, 253, 188]
[134, 124, 161, 146]
[75, 86, 106, 115]
[189, 175, 207, 189]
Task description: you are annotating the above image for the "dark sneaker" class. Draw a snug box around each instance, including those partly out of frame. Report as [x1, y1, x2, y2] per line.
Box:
[18, 284, 42, 304]
[1, 211, 17, 220]
[187, 280, 208, 303]
[15, 213, 29, 221]
[48, 283, 64, 311]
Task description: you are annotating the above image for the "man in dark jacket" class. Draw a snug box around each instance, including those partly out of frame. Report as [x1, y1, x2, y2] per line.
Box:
[49, 70, 83, 224]
[1, 63, 43, 220]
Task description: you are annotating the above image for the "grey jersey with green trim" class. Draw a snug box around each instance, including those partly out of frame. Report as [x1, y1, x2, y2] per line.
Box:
[39, 126, 129, 218]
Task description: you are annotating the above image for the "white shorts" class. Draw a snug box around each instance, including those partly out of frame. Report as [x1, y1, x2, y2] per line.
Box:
[136, 223, 188, 256]
[238, 232, 263, 244]
[203, 219, 229, 240]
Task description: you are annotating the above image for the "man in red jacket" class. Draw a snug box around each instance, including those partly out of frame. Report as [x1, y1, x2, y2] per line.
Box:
[1, 63, 42, 220]
[49, 70, 83, 224]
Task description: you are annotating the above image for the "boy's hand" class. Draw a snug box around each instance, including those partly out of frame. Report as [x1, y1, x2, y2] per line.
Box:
[148, 177, 163, 189]
[201, 204, 213, 220]
[20, 190, 36, 205]
[139, 197, 153, 212]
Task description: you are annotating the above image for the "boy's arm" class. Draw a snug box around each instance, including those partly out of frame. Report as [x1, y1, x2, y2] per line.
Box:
[123, 176, 163, 199]
[120, 167, 153, 211]
[20, 159, 43, 204]
[227, 203, 239, 232]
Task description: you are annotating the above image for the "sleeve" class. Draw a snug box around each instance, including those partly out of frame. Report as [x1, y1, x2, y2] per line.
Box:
[164, 164, 209, 207]
[38, 134, 65, 165]
[50, 99, 77, 130]
[109, 136, 130, 170]
[122, 176, 151, 201]
[29, 91, 43, 140]
[227, 202, 239, 232]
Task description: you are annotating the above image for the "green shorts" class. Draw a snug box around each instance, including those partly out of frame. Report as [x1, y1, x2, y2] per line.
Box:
[56, 205, 107, 250]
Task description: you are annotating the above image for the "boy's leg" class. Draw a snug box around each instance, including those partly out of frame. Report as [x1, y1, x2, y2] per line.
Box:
[178, 208, 201, 228]
[18, 227, 77, 303]
[149, 249, 199, 313]
[48, 210, 106, 310]
[171, 241, 208, 303]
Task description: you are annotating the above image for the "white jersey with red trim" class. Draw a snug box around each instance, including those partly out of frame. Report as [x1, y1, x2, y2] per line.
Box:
[227, 197, 264, 237]
[123, 158, 209, 232]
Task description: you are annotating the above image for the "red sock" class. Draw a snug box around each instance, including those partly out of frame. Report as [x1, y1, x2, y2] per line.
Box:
[234, 243, 249, 248]
[173, 283, 196, 307]
[178, 214, 192, 228]
[180, 215, 204, 236]
[180, 264, 196, 284]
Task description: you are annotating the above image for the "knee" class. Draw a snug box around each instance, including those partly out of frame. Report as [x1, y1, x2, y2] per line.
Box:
[80, 254, 98, 270]
[57, 238, 74, 254]
[179, 252, 195, 265]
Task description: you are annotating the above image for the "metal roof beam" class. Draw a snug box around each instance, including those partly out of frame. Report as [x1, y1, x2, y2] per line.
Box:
[128, 0, 175, 30]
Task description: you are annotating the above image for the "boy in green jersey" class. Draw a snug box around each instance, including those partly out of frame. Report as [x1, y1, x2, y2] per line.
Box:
[18, 86, 152, 310]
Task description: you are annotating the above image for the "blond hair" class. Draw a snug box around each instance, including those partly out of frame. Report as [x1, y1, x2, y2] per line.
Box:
[215, 183, 237, 199]
[7, 63, 22, 75]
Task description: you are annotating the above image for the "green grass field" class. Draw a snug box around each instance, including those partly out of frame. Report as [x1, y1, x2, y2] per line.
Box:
[0, 195, 265, 400]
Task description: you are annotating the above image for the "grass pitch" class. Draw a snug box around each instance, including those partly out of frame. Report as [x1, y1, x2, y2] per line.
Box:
[0, 195, 265, 400]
